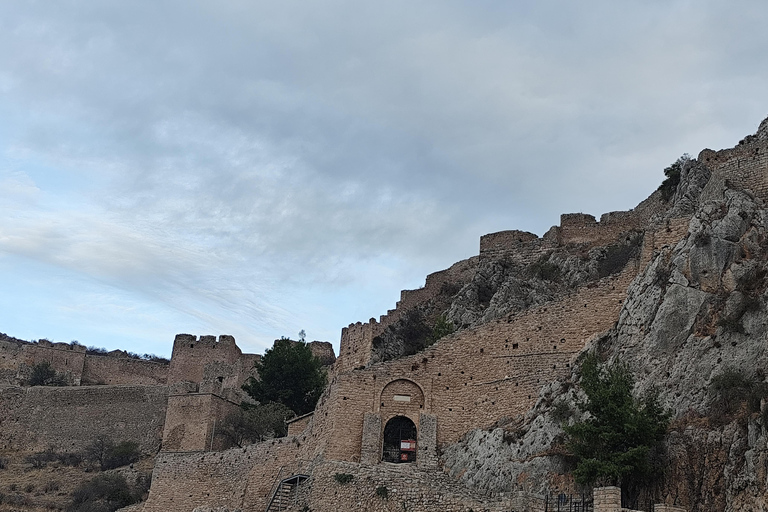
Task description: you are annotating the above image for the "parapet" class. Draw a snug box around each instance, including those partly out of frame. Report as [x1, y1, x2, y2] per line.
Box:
[478, 230, 550, 263]
[168, 334, 246, 385]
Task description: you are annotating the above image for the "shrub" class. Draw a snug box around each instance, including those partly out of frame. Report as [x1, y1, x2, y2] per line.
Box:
[0, 457, 7, 469]
[44, 480, 60, 493]
[550, 399, 573, 424]
[429, 315, 454, 345]
[26, 450, 57, 469]
[658, 154, 691, 202]
[333, 473, 354, 485]
[68, 474, 138, 512]
[375, 485, 389, 499]
[709, 368, 768, 424]
[28, 361, 66, 386]
[58, 451, 83, 467]
[85, 437, 140, 471]
[529, 259, 561, 282]
[24, 484, 34, 493]
[217, 402, 295, 447]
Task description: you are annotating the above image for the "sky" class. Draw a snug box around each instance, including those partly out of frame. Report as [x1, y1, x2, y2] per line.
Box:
[1, 1, 768, 357]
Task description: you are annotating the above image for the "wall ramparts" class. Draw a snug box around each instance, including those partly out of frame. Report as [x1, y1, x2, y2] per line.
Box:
[0, 338, 170, 387]
[161, 392, 239, 452]
[320, 264, 639, 464]
[168, 334, 244, 385]
[143, 436, 307, 512]
[337, 257, 476, 373]
[479, 230, 555, 264]
[81, 354, 168, 385]
[0, 384, 167, 454]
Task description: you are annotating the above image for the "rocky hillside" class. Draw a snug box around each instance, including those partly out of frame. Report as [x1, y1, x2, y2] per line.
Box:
[441, 119, 768, 512]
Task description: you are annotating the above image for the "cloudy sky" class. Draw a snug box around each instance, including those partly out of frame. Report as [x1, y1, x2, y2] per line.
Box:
[1, 1, 767, 357]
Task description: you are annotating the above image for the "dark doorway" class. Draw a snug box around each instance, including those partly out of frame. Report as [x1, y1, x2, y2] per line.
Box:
[382, 416, 417, 463]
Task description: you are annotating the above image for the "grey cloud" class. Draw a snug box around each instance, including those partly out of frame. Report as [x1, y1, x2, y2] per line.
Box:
[1, 1, 767, 349]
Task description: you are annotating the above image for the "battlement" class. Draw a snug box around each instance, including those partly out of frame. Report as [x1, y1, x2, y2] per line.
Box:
[478, 230, 554, 263]
[697, 118, 768, 202]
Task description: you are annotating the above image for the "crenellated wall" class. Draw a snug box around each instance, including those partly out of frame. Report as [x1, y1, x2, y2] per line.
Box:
[337, 257, 476, 373]
[0, 337, 169, 387]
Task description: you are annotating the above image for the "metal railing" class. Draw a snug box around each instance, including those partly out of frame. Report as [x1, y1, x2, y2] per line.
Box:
[544, 492, 593, 512]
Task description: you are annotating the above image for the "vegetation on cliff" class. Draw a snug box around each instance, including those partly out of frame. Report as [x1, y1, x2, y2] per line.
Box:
[564, 353, 670, 506]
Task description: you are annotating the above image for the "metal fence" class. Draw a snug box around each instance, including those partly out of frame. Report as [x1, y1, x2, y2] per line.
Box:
[543, 492, 593, 512]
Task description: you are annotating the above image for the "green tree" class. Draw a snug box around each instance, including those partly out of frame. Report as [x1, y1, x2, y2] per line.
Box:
[658, 154, 691, 202]
[242, 339, 327, 416]
[564, 353, 669, 506]
[28, 361, 66, 386]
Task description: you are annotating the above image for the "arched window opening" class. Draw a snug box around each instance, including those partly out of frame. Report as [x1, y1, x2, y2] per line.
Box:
[382, 416, 417, 463]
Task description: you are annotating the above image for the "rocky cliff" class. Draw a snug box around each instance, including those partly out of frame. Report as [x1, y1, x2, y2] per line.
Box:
[442, 117, 768, 512]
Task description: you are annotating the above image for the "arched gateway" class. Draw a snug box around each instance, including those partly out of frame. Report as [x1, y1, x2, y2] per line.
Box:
[382, 415, 417, 463]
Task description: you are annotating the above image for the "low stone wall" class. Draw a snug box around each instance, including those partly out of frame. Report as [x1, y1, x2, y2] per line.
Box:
[592, 487, 687, 512]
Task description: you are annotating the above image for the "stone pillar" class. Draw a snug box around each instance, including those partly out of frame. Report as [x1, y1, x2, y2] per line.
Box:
[593, 486, 621, 512]
[360, 412, 382, 465]
[417, 413, 438, 469]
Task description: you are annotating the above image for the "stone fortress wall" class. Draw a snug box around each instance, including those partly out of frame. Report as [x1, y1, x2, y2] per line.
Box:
[0, 384, 168, 454]
[0, 337, 168, 387]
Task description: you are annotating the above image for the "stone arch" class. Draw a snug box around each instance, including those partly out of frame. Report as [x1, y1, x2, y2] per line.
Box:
[378, 378, 425, 422]
[382, 415, 417, 463]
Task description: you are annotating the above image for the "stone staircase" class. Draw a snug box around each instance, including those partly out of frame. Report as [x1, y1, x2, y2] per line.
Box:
[265, 474, 309, 512]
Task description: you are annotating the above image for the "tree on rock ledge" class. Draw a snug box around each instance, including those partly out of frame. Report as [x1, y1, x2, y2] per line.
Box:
[243, 338, 327, 416]
[564, 353, 670, 507]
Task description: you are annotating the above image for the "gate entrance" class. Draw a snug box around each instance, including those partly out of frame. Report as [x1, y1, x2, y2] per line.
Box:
[382, 416, 417, 463]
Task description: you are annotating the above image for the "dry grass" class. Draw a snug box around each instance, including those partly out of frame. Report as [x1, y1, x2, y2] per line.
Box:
[0, 450, 154, 512]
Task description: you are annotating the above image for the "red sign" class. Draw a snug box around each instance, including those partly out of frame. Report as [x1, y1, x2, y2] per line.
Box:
[400, 440, 416, 452]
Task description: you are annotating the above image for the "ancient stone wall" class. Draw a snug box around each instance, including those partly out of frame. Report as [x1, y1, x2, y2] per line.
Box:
[318, 265, 639, 465]
[161, 392, 239, 452]
[17, 340, 87, 385]
[143, 436, 306, 512]
[292, 459, 528, 512]
[336, 194, 669, 376]
[0, 338, 169, 387]
[286, 412, 313, 436]
[0, 339, 25, 385]
[337, 258, 476, 374]
[699, 141, 768, 202]
[168, 334, 248, 385]
[0, 384, 167, 454]
[81, 354, 168, 385]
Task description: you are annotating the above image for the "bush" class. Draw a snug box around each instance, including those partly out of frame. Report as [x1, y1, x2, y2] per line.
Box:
[333, 473, 354, 485]
[658, 154, 691, 202]
[709, 368, 768, 424]
[85, 437, 140, 471]
[28, 361, 66, 386]
[217, 402, 295, 447]
[0, 457, 7, 469]
[58, 451, 84, 467]
[529, 259, 561, 282]
[26, 450, 57, 469]
[68, 474, 138, 512]
[375, 485, 389, 499]
[44, 480, 60, 493]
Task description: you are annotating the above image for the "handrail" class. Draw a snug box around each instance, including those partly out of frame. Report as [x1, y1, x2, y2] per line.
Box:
[265, 466, 287, 511]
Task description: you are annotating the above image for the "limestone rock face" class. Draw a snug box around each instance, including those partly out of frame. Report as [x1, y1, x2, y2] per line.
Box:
[442, 152, 768, 511]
